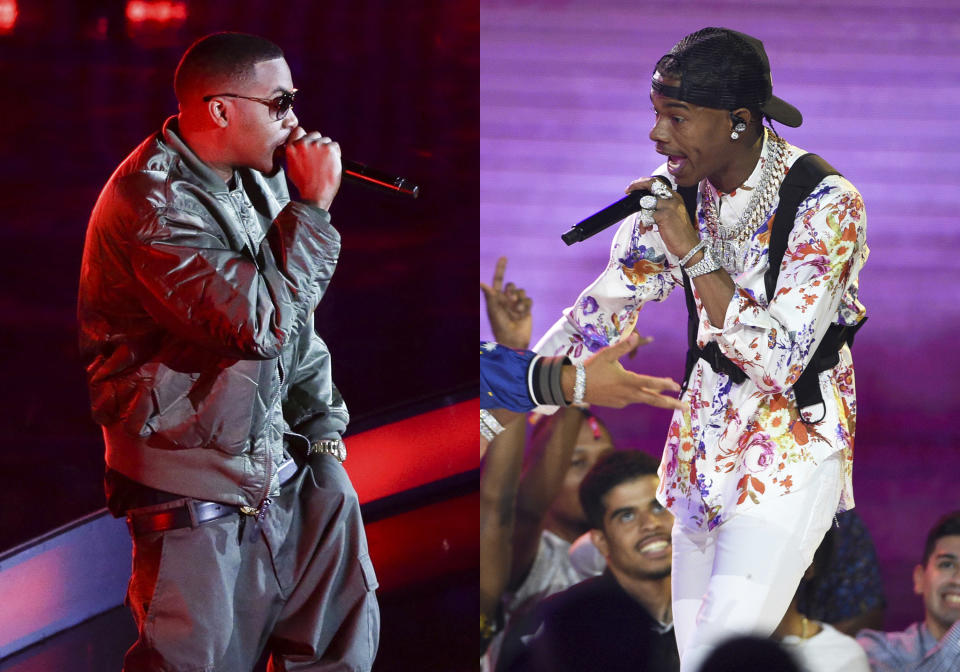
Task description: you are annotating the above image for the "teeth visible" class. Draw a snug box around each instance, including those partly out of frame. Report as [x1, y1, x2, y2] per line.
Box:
[945, 594, 960, 605]
[640, 540, 669, 554]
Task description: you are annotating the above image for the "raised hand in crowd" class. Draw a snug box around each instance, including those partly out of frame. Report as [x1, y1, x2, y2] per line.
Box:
[481, 256, 532, 350]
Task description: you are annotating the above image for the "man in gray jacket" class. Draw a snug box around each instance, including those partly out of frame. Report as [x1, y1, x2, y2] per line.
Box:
[78, 32, 378, 671]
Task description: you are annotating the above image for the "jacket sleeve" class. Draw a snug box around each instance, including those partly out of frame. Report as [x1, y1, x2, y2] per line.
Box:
[127, 197, 340, 360]
[283, 312, 349, 441]
[479, 342, 571, 411]
[534, 213, 680, 361]
[699, 177, 868, 393]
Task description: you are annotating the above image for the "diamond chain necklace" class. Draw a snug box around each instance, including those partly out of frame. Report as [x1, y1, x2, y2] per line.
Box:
[700, 131, 787, 275]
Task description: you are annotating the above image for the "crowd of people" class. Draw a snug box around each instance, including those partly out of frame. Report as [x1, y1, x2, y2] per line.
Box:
[480, 380, 960, 672]
[480, 256, 958, 671]
[480, 326, 959, 672]
[480, 255, 958, 672]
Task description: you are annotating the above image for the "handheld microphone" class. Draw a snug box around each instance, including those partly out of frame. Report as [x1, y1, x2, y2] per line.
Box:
[342, 159, 419, 199]
[561, 191, 650, 246]
[560, 176, 672, 245]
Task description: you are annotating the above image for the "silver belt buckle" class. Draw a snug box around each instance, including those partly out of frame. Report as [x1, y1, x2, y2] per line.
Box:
[309, 438, 346, 463]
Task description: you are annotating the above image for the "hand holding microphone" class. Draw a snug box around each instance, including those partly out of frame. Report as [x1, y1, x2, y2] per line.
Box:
[624, 176, 700, 260]
[283, 126, 419, 210]
[561, 176, 675, 246]
[284, 127, 342, 211]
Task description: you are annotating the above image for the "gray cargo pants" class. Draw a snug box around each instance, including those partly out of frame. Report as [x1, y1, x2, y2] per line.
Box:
[122, 454, 379, 671]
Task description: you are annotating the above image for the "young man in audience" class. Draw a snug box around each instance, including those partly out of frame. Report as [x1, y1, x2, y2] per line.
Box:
[483, 407, 615, 668]
[503, 450, 679, 672]
[697, 636, 802, 672]
[480, 257, 680, 666]
[480, 259, 613, 664]
[857, 510, 960, 671]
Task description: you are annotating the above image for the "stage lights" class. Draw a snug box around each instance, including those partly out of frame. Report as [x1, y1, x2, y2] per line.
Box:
[0, 0, 17, 34]
[125, 0, 187, 25]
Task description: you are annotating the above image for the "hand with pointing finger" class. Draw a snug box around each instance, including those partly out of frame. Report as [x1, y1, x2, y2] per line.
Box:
[480, 256, 533, 350]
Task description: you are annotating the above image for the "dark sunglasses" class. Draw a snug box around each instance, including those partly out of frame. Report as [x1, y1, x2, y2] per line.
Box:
[202, 89, 297, 121]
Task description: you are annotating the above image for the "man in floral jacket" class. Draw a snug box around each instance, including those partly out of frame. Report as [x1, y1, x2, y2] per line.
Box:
[535, 28, 867, 672]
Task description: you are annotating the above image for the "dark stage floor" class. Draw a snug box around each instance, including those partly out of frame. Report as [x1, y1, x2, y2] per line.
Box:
[0, 572, 477, 672]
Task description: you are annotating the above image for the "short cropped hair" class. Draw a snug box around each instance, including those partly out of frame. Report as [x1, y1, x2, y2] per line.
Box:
[922, 510, 960, 565]
[811, 525, 837, 579]
[579, 450, 660, 530]
[174, 32, 284, 103]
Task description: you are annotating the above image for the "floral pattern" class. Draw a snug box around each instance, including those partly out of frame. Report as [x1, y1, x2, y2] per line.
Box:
[534, 130, 868, 530]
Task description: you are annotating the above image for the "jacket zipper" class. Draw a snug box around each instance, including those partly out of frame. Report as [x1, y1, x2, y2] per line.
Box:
[230, 189, 284, 520]
[241, 357, 283, 520]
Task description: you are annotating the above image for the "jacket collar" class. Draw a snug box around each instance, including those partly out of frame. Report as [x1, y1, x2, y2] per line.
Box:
[162, 116, 234, 194]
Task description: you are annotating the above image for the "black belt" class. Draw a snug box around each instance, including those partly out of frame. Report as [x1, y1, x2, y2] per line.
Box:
[126, 458, 298, 537]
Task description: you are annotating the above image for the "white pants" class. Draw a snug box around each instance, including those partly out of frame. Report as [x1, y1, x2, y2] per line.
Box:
[671, 454, 843, 672]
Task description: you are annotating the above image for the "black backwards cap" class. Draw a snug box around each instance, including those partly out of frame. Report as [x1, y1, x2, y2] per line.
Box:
[651, 27, 802, 128]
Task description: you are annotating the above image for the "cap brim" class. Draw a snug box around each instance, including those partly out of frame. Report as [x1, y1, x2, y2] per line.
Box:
[761, 95, 802, 127]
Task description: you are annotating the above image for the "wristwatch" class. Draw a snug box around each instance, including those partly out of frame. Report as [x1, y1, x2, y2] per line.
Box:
[309, 438, 347, 463]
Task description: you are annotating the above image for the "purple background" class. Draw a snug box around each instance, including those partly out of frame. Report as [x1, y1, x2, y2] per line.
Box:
[481, 0, 960, 631]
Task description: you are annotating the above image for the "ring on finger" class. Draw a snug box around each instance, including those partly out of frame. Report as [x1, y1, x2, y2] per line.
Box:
[639, 209, 656, 226]
[650, 180, 673, 199]
[639, 194, 658, 210]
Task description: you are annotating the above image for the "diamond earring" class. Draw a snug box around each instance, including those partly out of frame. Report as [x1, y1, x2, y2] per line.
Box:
[730, 122, 747, 140]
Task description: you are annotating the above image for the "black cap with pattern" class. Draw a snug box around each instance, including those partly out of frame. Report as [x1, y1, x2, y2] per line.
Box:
[651, 27, 802, 128]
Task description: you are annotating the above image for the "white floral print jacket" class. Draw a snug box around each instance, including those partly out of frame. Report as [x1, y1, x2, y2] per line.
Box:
[535, 130, 868, 531]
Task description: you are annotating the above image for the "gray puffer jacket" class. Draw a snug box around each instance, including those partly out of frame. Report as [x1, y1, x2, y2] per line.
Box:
[78, 117, 347, 510]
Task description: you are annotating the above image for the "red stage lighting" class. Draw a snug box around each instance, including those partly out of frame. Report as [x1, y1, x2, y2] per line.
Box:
[0, 0, 17, 34]
[347, 399, 478, 504]
[125, 0, 187, 24]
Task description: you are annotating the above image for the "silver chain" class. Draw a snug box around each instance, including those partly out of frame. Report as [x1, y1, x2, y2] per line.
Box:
[701, 133, 787, 274]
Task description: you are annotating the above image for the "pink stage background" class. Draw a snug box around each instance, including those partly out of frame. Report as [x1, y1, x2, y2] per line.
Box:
[480, 0, 960, 630]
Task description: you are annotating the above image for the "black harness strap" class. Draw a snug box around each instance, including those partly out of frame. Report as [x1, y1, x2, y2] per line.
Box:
[766, 154, 836, 301]
[679, 154, 866, 423]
